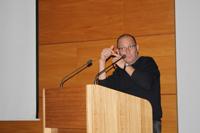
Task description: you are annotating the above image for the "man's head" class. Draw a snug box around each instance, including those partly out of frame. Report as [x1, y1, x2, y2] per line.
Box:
[117, 34, 139, 64]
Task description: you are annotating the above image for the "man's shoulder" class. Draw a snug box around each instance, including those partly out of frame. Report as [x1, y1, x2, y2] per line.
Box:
[139, 56, 155, 62]
[137, 56, 160, 74]
[138, 56, 158, 67]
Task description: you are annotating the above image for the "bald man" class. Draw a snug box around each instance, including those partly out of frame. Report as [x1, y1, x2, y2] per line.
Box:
[98, 34, 162, 133]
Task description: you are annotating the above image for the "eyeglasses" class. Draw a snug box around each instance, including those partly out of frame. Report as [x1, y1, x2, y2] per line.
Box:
[118, 45, 136, 51]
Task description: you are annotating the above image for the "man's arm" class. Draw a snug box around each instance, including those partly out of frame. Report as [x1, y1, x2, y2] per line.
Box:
[98, 59, 106, 80]
[98, 45, 116, 80]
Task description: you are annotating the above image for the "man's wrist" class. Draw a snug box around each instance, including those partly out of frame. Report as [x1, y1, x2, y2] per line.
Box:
[99, 58, 106, 63]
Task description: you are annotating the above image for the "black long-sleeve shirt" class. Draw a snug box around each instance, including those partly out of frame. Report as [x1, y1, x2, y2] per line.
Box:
[98, 56, 162, 121]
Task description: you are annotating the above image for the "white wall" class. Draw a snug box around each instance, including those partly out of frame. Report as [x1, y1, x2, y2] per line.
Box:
[176, 0, 200, 132]
[0, 0, 37, 120]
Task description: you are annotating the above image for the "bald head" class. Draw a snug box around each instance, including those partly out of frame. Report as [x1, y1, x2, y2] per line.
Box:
[117, 34, 137, 48]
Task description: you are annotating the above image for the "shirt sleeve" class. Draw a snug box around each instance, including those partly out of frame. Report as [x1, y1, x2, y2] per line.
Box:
[97, 72, 117, 90]
[130, 57, 160, 90]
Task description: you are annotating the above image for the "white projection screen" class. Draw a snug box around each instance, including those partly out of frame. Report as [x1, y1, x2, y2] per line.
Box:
[0, 0, 38, 120]
[176, 0, 200, 132]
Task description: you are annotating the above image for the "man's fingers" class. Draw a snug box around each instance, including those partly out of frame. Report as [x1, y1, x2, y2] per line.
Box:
[101, 45, 122, 61]
[110, 45, 116, 55]
[110, 45, 114, 50]
[116, 49, 120, 55]
[112, 53, 119, 57]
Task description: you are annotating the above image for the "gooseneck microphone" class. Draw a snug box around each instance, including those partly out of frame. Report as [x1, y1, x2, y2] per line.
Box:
[93, 55, 126, 84]
[60, 59, 93, 88]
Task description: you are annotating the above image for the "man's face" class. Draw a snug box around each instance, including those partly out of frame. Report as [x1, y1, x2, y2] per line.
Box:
[117, 37, 139, 64]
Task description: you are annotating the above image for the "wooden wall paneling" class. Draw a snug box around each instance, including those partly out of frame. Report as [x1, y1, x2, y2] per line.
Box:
[45, 88, 86, 129]
[39, 39, 116, 92]
[161, 95, 178, 133]
[137, 34, 175, 57]
[0, 121, 42, 133]
[124, 0, 175, 35]
[39, 0, 175, 44]
[39, 43, 78, 91]
[39, 0, 123, 44]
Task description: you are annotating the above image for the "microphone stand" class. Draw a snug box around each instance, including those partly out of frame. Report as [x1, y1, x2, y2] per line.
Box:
[93, 55, 125, 84]
[60, 60, 92, 88]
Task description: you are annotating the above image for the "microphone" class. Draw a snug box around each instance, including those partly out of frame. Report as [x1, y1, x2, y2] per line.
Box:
[93, 55, 126, 84]
[60, 59, 93, 88]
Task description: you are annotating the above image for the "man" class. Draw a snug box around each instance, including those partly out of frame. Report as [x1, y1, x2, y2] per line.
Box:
[98, 34, 162, 133]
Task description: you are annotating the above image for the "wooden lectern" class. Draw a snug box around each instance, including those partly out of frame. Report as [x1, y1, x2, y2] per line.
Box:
[43, 84, 152, 133]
